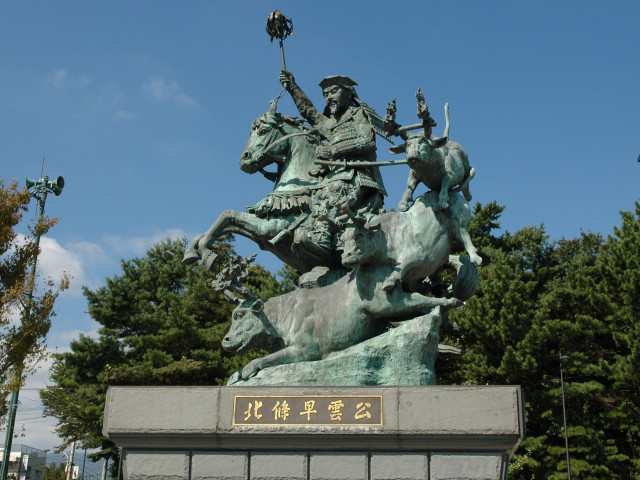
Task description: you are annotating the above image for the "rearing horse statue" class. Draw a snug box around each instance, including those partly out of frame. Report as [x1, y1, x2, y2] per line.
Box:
[183, 110, 348, 273]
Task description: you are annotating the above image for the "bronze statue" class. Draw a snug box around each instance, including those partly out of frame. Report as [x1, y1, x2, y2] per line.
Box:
[182, 13, 484, 385]
[278, 71, 393, 254]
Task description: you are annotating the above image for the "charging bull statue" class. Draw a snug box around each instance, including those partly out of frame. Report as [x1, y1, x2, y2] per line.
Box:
[222, 263, 464, 380]
[391, 103, 474, 212]
[340, 189, 482, 293]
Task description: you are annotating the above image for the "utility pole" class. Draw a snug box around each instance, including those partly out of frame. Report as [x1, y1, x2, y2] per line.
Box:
[0, 166, 65, 480]
[101, 458, 108, 480]
[560, 351, 572, 480]
[81, 447, 87, 480]
[66, 441, 76, 480]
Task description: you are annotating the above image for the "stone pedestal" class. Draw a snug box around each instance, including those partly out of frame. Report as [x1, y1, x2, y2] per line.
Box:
[103, 386, 524, 480]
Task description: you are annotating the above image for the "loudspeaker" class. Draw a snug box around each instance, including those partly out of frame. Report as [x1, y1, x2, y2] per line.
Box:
[48, 176, 65, 196]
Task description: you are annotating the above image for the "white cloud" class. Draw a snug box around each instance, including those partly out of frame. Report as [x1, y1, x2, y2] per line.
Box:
[95, 83, 125, 107]
[64, 241, 111, 267]
[36, 237, 85, 297]
[103, 228, 187, 256]
[142, 76, 196, 108]
[10, 230, 188, 299]
[115, 109, 135, 120]
[10, 353, 64, 450]
[47, 326, 99, 349]
[48, 69, 91, 89]
[16, 236, 115, 297]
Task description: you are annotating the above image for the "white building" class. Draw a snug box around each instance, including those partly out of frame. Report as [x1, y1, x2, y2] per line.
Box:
[0, 444, 47, 480]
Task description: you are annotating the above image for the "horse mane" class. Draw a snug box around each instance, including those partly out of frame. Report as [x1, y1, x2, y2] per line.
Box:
[276, 113, 307, 130]
[253, 112, 321, 144]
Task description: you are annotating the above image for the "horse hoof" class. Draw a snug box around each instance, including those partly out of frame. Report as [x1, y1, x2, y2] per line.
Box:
[182, 252, 199, 266]
[202, 251, 219, 271]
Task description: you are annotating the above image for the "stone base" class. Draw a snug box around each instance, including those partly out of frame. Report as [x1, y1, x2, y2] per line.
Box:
[104, 385, 524, 480]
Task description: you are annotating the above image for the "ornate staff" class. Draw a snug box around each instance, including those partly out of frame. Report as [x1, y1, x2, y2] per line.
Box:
[266, 10, 293, 70]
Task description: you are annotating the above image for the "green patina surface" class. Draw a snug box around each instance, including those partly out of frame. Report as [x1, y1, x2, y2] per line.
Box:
[186, 68, 480, 386]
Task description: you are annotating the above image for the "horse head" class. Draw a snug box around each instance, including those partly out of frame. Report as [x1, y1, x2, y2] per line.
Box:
[239, 111, 303, 174]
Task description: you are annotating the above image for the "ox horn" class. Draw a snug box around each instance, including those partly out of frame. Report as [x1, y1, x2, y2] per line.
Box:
[338, 203, 367, 229]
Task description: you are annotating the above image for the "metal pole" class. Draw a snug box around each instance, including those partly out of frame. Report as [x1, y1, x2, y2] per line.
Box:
[101, 458, 108, 480]
[66, 441, 76, 480]
[81, 448, 87, 480]
[279, 39, 286, 70]
[0, 172, 64, 480]
[560, 351, 572, 479]
[1, 389, 20, 479]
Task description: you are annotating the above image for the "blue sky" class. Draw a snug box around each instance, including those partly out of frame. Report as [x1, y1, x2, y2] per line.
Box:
[2, 1, 639, 452]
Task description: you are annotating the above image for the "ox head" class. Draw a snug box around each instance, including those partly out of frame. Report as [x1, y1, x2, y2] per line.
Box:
[340, 223, 382, 268]
[337, 203, 382, 268]
[403, 134, 449, 164]
[222, 299, 282, 354]
[238, 111, 288, 174]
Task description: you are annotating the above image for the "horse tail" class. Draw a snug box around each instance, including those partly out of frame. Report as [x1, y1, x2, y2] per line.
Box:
[448, 255, 479, 302]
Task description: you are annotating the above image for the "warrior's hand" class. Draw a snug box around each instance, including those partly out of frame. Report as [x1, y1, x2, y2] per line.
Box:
[316, 144, 332, 159]
[279, 70, 295, 90]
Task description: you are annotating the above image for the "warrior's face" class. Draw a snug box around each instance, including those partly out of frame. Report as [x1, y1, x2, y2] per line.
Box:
[323, 85, 351, 116]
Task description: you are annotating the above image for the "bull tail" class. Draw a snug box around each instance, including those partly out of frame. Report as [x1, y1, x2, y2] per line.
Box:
[452, 167, 474, 201]
[443, 102, 450, 139]
[448, 255, 479, 302]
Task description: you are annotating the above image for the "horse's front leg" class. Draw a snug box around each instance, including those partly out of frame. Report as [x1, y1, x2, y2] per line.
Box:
[183, 233, 205, 265]
[182, 210, 250, 268]
[184, 210, 287, 270]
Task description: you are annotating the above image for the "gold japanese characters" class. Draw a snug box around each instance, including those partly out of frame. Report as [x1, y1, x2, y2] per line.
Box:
[233, 395, 383, 426]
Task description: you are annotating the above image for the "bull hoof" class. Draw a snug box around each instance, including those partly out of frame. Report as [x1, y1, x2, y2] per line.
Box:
[470, 253, 483, 266]
[382, 276, 401, 292]
[242, 360, 262, 380]
[226, 371, 242, 385]
[445, 297, 464, 309]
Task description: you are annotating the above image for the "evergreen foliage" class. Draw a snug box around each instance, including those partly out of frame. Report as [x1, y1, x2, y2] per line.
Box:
[38, 197, 640, 478]
[40, 237, 288, 464]
[440, 201, 640, 479]
[42, 462, 67, 480]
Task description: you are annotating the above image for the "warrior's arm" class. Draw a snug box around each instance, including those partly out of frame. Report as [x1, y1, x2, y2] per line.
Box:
[280, 70, 324, 126]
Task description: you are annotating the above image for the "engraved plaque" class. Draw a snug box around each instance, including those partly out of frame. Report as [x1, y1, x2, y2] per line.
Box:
[233, 395, 383, 426]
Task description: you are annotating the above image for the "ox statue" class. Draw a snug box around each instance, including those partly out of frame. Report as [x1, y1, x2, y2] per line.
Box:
[393, 103, 474, 213]
[222, 263, 463, 381]
[340, 190, 482, 293]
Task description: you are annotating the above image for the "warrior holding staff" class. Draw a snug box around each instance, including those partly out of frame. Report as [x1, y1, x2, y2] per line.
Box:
[279, 70, 390, 254]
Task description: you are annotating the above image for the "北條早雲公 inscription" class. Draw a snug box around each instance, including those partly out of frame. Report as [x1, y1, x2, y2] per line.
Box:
[233, 395, 382, 426]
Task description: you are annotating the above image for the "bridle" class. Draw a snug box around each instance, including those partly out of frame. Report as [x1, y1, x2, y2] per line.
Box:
[254, 122, 319, 162]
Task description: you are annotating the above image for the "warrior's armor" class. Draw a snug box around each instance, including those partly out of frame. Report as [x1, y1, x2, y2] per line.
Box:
[284, 76, 388, 196]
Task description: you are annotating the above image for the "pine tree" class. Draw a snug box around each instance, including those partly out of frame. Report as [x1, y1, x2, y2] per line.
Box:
[42, 462, 67, 480]
[440, 201, 640, 479]
[41, 237, 286, 464]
